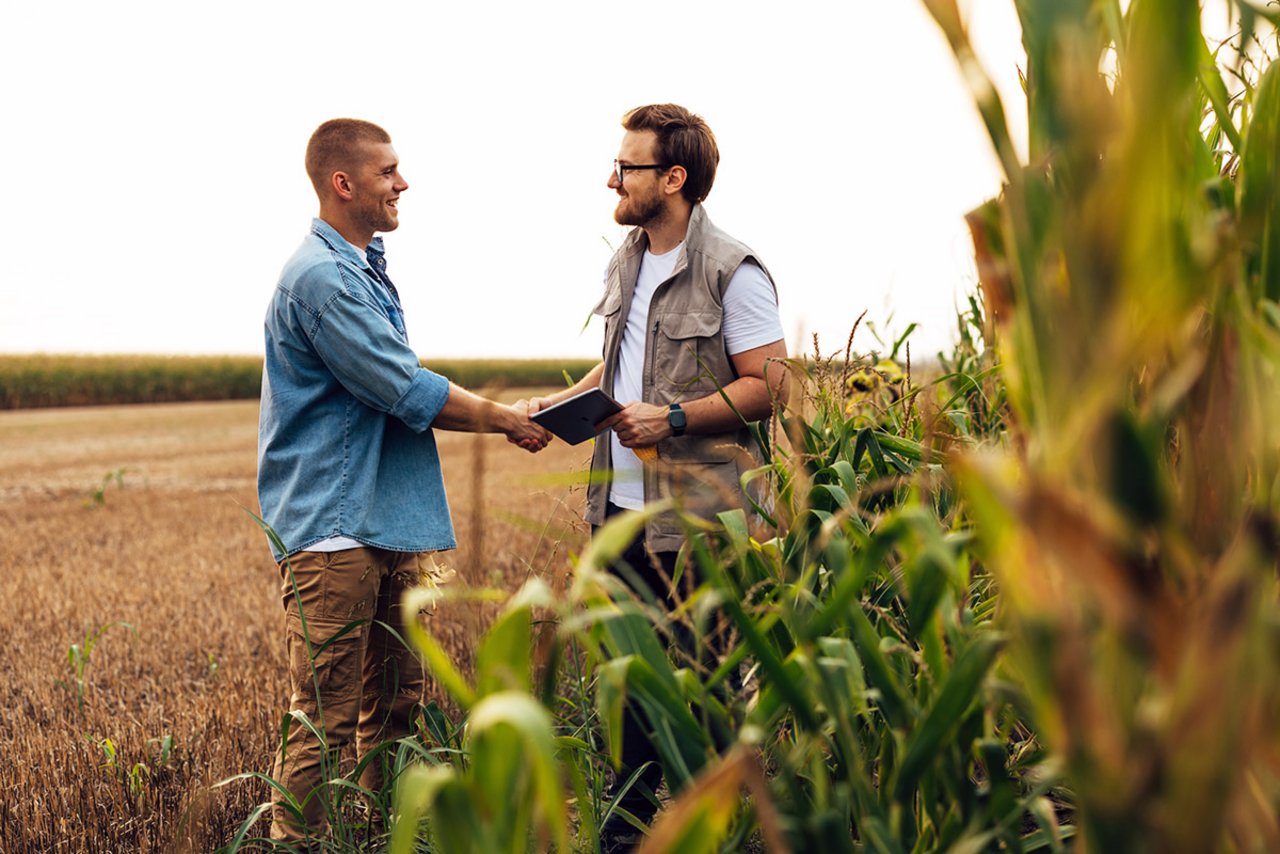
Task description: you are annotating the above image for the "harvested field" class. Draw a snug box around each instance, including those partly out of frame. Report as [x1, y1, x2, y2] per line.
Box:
[0, 396, 590, 852]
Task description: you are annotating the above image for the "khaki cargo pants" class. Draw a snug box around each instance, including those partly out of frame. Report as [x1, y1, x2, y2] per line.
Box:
[269, 547, 452, 842]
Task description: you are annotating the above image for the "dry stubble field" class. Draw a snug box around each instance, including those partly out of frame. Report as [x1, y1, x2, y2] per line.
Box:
[0, 395, 590, 852]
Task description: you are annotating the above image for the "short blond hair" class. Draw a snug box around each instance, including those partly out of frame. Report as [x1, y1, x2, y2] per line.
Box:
[304, 119, 391, 195]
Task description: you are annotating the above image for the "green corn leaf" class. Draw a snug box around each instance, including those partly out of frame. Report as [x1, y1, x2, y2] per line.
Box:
[475, 604, 533, 697]
[390, 763, 452, 854]
[892, 633, 1005, 802]
[1024, 796, 1072, 852]
[848, 604, 915, 730]
[616, 658, 715, 787]
[402, 587, 477, 710]
[905, 549, 951, 640]
[1240, 59, 1280, 301]
[594, 604, 682, 692]
[597, 656, 630, 769]
[977, 738, 1019, 827]
[468, 691, 569, 852]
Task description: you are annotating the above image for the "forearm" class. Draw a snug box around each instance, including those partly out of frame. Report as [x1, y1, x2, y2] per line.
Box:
[432, 383, 517, 434]
[680, 375, 779, 435]
[542, 362, 605, 407]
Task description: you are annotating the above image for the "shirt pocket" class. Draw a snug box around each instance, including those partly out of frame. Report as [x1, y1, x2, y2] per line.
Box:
[593, 287, 624, 353]
[655, 310, 723, 395]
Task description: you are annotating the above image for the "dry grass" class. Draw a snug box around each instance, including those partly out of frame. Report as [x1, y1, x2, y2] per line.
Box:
[0, 395, 590, 851]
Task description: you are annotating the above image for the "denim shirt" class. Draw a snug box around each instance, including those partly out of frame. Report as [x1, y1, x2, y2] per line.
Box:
[257, 218, 455, 560]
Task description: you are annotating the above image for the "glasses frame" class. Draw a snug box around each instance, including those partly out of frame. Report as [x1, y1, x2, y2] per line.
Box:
[613, 160, 671, 184]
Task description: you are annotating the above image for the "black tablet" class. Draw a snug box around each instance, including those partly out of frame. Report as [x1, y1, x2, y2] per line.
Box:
[530, 388, 623, 445]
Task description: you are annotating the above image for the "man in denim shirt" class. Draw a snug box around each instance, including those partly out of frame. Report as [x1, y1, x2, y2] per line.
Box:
[258, 118, 550, 842]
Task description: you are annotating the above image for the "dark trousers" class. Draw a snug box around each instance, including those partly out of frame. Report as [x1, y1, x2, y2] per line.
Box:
[595, 502, 680, 826]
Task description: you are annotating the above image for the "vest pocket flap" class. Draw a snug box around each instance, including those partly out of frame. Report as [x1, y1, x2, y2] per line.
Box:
[593, 288, 622, 317]
[659, 311, 722, 339]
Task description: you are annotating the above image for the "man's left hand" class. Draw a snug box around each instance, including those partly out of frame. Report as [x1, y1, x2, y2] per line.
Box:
[599, 401, 672, 448]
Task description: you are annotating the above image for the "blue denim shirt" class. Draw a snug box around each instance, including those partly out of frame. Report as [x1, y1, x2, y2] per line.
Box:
[257, 218, 455, 560]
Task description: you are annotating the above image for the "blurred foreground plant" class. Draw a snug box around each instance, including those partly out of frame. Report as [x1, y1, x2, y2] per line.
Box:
[925, 0, 1280, 850]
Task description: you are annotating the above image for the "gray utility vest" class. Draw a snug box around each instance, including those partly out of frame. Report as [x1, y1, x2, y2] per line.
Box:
[586, 204, 778, 553]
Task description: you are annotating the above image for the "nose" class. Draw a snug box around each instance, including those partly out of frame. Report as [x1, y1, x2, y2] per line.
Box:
[395, 171, 409, 192]
[607, 168, 621, 191]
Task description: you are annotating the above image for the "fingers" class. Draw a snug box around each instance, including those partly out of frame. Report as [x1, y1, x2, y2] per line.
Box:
[503, 403, 552, 452]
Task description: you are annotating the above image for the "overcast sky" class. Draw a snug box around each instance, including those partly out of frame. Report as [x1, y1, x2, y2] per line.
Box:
[2, 1, 1030, 361]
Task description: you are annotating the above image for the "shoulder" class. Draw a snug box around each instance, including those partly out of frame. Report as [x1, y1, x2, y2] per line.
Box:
[687, 210, 758, 272]
[726, 261, 776, 300]
[277, 234, 360, 310]
[724, 262, 780, 320]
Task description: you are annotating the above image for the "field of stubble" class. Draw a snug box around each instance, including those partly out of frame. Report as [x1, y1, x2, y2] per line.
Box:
[0, 396, 590, 852]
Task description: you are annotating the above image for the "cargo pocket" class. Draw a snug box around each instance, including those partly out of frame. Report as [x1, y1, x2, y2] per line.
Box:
[652, 458, 743, 538]
[655, 311, 723, 394]
[286, 612, 366, 705]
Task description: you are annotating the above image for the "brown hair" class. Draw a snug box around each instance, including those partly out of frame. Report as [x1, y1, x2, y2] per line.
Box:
[622, 104, 719, 204]
[304, 118, 392, 195]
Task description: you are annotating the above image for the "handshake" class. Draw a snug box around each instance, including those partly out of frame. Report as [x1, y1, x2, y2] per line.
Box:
[497, 393, 671, 456]
[500, 399, 553, 454]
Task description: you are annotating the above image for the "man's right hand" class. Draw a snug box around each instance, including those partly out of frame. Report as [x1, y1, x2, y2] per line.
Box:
[505, 400, 552, 453]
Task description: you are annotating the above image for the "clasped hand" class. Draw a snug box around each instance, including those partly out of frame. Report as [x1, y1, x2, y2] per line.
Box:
[522, 397, 670, 451]
[597, 401, 670, 448]
[506, 400, 552, 453]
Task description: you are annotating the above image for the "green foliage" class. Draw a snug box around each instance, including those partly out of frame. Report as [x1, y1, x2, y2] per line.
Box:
[391, 580, 572, 854]
[0, 354, 264, 408]
[0, 355, 599, 409]
[219, 7, 1280, 851]
[55, 621, 137, 717]
[374, 334, 1060, 853]
[927, 0, 1280, 850]
[86, 467, 127, 509]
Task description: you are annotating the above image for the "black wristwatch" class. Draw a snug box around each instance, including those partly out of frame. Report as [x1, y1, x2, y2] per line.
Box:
[667, 403, 687, 437]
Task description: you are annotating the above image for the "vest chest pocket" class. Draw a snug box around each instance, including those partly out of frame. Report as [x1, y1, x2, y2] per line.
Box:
[593, 287, 623, 351]
[654, 310, 724, 395]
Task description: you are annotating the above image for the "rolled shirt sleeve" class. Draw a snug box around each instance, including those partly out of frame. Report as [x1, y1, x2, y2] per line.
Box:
[308, 289, 451, 433]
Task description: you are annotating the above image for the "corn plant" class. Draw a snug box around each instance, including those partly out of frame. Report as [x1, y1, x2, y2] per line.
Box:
[577, 342, 1066, 853]
[924, 0, 1280, 849]
[56, 620, 137, 716]
[390, 579, 574, 854]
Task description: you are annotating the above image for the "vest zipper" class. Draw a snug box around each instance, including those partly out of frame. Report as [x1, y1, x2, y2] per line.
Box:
[649, 318, 660, 392]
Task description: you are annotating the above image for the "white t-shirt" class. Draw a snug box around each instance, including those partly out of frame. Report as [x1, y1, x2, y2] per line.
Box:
[608, 244, 783, 510]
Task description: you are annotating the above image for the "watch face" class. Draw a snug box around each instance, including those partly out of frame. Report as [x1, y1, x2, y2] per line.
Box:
[668, 406, 687, 430]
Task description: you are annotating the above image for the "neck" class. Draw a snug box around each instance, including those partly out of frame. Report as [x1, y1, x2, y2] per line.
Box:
[643, 202, 692, 256]
[318, 206, 373, 251]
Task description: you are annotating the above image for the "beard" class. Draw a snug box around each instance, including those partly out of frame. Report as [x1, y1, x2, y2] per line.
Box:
[354, 195, 399, 235]
[613, 192, 665, 228]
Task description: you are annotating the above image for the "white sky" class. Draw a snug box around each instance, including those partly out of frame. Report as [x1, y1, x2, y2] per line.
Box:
[1, 1, 1030, 361]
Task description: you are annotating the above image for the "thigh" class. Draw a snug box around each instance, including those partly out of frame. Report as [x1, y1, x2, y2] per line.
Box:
[373, 552, 452, 631]
[280, 549, 384, 701]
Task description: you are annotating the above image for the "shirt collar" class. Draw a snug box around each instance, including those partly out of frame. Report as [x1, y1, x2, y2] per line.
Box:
[310, 218, 384, 271]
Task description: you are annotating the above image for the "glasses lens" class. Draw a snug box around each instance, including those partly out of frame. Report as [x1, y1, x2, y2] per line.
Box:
[614, 161, 624, 183]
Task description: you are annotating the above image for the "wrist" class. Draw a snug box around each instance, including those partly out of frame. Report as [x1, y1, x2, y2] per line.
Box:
[666, 402, 687, 438]
[491, 401, 517, 434]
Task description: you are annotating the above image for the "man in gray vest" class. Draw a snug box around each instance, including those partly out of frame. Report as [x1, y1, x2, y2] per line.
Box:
[530, 103, 787, 845]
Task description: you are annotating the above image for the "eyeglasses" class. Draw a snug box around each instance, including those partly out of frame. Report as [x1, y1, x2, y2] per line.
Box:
[613, 160, 670, 184]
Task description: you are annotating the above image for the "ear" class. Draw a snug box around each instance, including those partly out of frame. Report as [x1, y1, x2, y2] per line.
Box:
[329, 170, 355, 202]
[663, 165, 687, 198]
